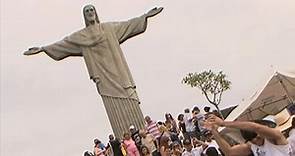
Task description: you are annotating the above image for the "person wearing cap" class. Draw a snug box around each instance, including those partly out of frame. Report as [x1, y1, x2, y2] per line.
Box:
[182, 138, 204, 156]
[204, 114, 291, 156]
[129, 125, 142, 150]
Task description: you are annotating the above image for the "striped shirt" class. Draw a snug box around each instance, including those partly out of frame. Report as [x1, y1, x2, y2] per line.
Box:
[145, 121, 161, 139]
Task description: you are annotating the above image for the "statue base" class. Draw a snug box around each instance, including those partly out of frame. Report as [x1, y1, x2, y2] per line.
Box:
[102, 95, 145, 138]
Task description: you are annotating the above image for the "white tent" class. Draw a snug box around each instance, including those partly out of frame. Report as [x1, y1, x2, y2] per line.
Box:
[221, 71, 295, 143]
[226, 71, 295, 121]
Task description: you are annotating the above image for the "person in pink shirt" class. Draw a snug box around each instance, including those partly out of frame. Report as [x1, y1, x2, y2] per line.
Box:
[122, 132, 140, 156]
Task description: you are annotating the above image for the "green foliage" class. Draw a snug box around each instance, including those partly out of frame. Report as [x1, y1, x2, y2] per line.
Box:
[182, 70, 231, 118]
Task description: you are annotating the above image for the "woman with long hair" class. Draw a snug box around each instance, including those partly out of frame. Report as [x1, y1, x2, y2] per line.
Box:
[140, 145, 152, 156]
[159, 135, 171, 156]
[165, 113, 179, 134]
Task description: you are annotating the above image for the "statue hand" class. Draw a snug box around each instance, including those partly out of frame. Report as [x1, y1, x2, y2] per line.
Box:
[23, 47, 43, 55]
[146, 7, 163, 18]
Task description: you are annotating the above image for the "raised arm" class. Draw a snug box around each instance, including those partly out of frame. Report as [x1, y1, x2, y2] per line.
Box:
[204, 121, 252, 156]
[208, 115, 288, 145]
[212, 128, 251, 156]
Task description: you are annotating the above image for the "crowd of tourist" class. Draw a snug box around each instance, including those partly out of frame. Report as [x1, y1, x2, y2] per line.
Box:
[84, 106, 295, 156]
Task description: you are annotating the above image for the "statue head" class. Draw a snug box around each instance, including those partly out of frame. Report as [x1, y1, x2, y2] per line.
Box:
[83, 4, 100, 27]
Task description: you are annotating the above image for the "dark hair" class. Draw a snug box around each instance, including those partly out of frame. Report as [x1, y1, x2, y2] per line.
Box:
[183, 138, 191, 145]
[177, 114, 184, 120]
[184, 108, 190, 113]
[292, 117, 295, 128]
[94, 139, 101, 144]
[157, 121, 165, 126]
[240, 129, 258, 142]
[159, 135, 170, 148]
[165, 113, 174, 121]
[193, 106, 200, 112]
[84, 151, 94, 156]
[206, 147, 219, 156]
[109, 134, 114, 140]
[204, 106, 210, 112]
[240, 119, 275, 142]
[171, 141, 180, 148]
[140, 145, 150, 155]
[123, 132, 130, 138]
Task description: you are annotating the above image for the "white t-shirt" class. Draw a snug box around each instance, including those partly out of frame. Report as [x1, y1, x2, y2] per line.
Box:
[288, 129, 295, 156]
[195, 113, 206, 132]
[182, 147, 203, 156]
[184, 113, 195, 132]
[250, 139, 291, 156]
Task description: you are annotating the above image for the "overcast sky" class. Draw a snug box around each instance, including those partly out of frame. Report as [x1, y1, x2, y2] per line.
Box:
[1, 0, 295, 156]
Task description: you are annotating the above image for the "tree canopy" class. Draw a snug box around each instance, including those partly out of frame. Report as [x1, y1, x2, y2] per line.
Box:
[182, 70, 231, 119]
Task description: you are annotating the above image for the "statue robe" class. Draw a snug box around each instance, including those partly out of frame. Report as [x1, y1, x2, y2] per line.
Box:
[42, 15, 147, 137]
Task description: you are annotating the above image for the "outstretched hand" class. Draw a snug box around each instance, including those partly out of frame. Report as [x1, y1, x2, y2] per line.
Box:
[23, 47, 43, 55]
[203, 114, 224, 131]
[146, 7, 163, 18]
[207, 114, 224, 126]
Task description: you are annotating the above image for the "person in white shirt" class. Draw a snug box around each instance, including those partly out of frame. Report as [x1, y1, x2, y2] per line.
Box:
[182, 138, 203, 156]
[204, 114, 291, 156]
[184, 108, 196, 139]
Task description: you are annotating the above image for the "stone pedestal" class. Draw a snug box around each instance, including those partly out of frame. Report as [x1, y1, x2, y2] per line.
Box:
[102, 95, 145, 138]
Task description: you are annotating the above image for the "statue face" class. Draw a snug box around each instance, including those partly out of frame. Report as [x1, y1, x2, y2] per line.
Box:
[84, 5, 97, 23]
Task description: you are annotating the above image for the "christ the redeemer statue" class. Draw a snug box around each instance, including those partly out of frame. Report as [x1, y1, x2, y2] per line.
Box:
[24, 4, 163, 138]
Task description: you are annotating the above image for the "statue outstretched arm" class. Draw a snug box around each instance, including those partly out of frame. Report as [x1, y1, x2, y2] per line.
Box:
[23, 47, 44, 56]
[112, 7, 163, 44]
[144, 7, 163, 19]
[23, 39, 82, 61]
